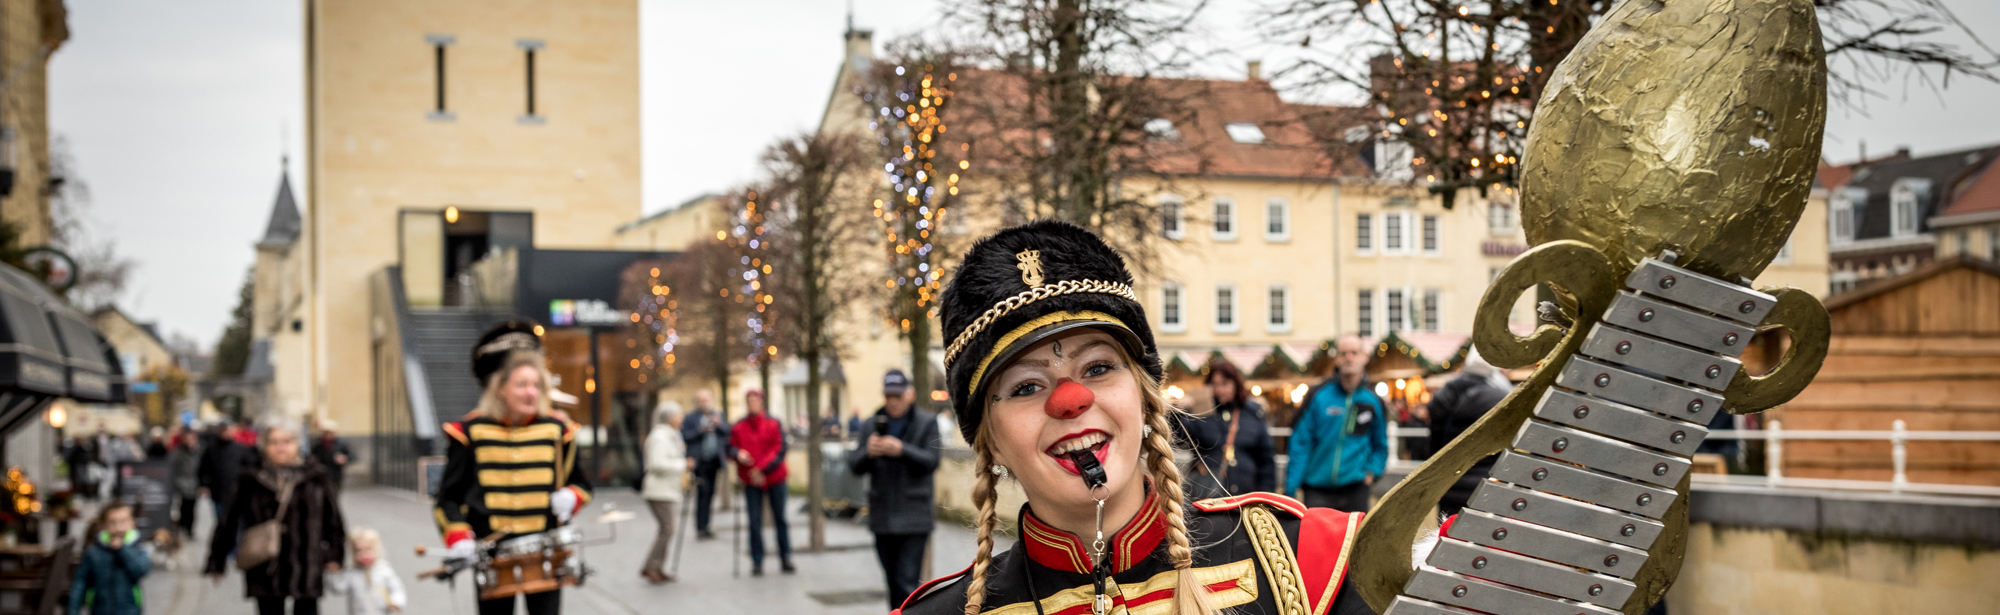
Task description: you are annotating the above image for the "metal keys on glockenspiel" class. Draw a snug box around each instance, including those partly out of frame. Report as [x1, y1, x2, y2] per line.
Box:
[1386, 257, 1773, 615]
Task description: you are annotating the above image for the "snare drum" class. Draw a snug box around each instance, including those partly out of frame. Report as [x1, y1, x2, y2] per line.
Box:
[475, 527, 586, 600]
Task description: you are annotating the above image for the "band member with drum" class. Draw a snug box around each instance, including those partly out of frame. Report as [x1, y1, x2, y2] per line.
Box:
[898, 221, 1371, 615]
[434, 322, 592, 615]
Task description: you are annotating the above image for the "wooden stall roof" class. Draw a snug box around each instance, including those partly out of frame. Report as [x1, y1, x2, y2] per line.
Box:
[1823, 255, 2000, 336]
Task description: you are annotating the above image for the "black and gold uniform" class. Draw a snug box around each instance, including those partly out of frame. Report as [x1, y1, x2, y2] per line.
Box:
[432, 413, 592, 542]
[897, 492, 1371, 615]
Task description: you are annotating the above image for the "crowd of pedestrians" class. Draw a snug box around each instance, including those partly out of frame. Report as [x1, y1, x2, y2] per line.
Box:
[54, 417, 357, 615]
[45, 332, 1512, 615]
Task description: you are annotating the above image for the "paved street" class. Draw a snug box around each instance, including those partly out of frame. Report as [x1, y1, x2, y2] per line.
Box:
[146, 486, 1009, 615]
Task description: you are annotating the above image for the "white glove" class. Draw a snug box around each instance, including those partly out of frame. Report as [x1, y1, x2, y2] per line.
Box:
[551, 487, 579, 524]
[445, 538, 477, 562]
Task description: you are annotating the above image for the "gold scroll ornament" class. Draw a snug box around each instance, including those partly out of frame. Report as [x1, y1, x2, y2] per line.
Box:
[1348, 0, 1834, 613]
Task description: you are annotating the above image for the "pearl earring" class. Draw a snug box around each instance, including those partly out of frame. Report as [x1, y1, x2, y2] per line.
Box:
[991, 465, 1010, 479]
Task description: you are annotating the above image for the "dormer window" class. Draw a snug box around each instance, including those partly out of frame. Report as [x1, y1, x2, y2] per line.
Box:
[1224, 123, 1265, 144]
[1145, 118, 1180, 140]
[1831, 187, 1862, 244]
[1890, 178, 1931, 238]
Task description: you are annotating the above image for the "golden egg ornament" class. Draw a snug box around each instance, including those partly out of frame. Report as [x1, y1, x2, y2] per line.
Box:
[1520, 0, 1827, 282]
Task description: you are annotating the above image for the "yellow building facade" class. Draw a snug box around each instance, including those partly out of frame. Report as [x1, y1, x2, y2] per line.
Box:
[0, 0, 64, 249]
[295, 0, 641, 430]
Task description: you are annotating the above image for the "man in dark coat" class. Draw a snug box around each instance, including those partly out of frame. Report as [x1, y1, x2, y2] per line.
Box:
[309, 421, 353, 491]
[848, 369, 941, 610]
[679, 389, 730, 539]
[1425, 352, 1513, 516]
[197, 423, 250, 517]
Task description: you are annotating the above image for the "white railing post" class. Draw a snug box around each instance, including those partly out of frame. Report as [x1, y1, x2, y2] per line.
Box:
[1387, 422, 1402, 461]
[1891, 419, 1908, 492]
[1767, 420, 1784, 485]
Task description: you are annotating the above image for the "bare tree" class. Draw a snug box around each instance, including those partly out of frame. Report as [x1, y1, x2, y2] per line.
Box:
[48, 135, 133, 309]
[1263, 0, 1999, 207]
[662, 232, 756, 420]
[759, 131, 878, 551]
[939, 0, 1214, 271]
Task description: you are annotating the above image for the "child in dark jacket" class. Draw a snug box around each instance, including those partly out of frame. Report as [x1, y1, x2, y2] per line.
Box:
[68, 502, 151, 615]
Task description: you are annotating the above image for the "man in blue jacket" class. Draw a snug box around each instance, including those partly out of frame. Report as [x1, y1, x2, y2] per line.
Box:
[1286, 335, 1389, 512]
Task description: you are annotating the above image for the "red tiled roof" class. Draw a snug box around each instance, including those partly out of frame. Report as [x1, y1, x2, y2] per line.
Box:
[1937, 152, 2000, 218]
[1816, 163, 1852, 191]
[944, 69, 1348, 181]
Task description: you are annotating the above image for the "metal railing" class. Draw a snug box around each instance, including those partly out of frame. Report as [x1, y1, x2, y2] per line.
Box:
[1273, 422, 2000, 498]
[1704, 420, 2000, 498]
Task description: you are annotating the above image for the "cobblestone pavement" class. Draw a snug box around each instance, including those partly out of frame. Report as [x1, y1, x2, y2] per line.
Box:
[146, 485, 1009, 615]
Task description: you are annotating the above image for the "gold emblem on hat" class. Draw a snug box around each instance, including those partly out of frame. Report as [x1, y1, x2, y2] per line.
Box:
[1016, 250, 1044, 287]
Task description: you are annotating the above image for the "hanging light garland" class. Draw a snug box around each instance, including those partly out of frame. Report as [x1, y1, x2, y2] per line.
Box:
[631, 266, 678, 384]
[733, 191, 776, 366]
[867, 63, 964, 327]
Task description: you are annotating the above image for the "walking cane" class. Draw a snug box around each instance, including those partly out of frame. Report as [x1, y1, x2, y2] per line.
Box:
[668, 478, 698, 577]
[731, 483, 745, 578]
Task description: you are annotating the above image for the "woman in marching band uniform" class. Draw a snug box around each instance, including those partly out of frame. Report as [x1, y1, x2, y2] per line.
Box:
[433, 321, 592, 615]
[900, 221, 1371, 615]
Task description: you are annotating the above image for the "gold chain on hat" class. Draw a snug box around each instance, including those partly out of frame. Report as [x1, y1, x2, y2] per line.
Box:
[942, 279, 1139, 369]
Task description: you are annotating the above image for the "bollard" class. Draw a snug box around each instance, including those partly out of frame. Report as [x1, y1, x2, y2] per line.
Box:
[1767, 420, 1784, 484]
[1891, 419, 1908, 492]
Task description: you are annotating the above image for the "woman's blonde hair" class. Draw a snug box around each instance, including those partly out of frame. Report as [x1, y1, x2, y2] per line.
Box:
[475, 351, 554, 419]
[962, 362, 1217, 615]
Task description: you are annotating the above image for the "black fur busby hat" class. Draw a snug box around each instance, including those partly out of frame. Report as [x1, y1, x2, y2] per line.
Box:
[472, 319, 544, 388]
[939, 220, 1162, 445]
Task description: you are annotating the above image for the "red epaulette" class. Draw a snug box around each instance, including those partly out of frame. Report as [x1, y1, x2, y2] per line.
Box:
[441, 421, 469, 446]
[1192, 492, 1310, 518]
[1196, 493, 1364, 615]
[895, 564, 973, 614]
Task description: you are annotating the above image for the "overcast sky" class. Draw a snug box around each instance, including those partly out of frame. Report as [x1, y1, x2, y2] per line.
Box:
[49, 0, 2000, 348]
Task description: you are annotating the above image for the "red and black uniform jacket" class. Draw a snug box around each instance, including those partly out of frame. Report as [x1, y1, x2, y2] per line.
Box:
[433, 414, 592, 545]
[898, 492, 1370, 615]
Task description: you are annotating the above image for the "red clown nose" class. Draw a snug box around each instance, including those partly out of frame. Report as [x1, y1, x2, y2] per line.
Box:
[1044, 379, 1094, 419]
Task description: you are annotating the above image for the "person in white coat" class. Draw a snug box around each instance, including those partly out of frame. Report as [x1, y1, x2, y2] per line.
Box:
[641, 401, 688, 584]
[325, 528, 406, 615]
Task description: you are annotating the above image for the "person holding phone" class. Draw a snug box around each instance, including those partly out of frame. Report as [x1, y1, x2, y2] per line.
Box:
[848, 369, 941, 610]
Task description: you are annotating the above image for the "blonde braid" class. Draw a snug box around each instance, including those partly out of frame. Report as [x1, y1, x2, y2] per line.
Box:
[1141, 381, 1220, 615]
[963, 432, 1002, 615]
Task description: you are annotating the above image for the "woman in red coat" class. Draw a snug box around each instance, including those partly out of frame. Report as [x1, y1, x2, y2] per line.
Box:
[728, 389, 793, 575]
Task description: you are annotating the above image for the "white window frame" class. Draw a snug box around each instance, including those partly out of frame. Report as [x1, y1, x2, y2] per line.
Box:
[1890, 179, 1930, 238]
[1355, 213, 1375, 255]
[1266, 284, 1292, 333]
[1212, 197, 1237, 241]
[1385, 288, 1406, 332]
[1384, 211, 1412, 255]
[1422, 214, 1441, 256]
[1488, 202, 1518, 236]
[1775, 234, 1795, 265]
[1421, 289, 1440, 332]
[1374, 140, 1414, 180]
[1357, 288, 1375, 338]
[1160, 194, 1184, 240]
[1264, 198, 1290, 242]
[1831, 187, 1861, 245]
[1159, 282, 1186, 333]
[1214, 284, 1240, 333]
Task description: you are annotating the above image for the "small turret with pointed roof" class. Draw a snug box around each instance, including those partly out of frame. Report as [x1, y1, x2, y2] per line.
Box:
[257, 159, 301, 250]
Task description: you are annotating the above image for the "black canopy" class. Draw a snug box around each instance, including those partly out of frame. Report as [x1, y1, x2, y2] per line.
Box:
[0, 263, 124, 435]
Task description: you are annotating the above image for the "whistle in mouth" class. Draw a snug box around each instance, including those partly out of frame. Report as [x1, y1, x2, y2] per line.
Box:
[1068, 449, 1107, 490]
